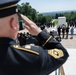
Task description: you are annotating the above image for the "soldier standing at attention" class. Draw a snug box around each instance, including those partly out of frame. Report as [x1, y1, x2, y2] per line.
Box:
[66, 26, 69, 39]
[62, 26, 66, 38]
[57, 26, 61, 37]
[0, 0, 69, 75]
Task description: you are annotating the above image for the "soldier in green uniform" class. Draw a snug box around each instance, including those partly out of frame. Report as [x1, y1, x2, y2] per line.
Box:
[0, 0, 69, 75]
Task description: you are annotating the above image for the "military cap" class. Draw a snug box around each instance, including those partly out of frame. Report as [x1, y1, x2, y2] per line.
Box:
[0, 0, 20, 18]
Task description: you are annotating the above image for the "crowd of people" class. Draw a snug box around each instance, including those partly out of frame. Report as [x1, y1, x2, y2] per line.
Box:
[36, 21, 75, 40]
[67, 20, 76, 27]
[57, 25, 74, 39]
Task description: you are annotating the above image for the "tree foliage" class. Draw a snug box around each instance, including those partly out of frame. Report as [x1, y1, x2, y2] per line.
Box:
[54, 11, 76, 22]
[17, 2, 52, 26]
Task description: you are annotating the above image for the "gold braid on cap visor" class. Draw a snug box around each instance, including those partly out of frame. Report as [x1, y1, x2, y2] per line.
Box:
[0, 4, 17, 10]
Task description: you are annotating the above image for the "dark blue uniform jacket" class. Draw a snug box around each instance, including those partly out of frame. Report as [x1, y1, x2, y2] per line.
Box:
[0, 31, 69, 75]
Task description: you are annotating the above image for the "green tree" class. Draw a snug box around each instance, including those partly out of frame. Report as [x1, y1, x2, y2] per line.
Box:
[18, 2, 52, 25]
[18, 2, 37, 22]
[55, 13, 59, 19]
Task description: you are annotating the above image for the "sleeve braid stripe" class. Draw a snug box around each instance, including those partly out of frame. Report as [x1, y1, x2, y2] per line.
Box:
[42, 36, 52, 46]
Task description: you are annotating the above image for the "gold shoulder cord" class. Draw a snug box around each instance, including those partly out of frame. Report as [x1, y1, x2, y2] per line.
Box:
[13, 45, 39, 55]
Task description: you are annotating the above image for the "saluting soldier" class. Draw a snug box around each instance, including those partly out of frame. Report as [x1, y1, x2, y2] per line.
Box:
[0, 0, 69, 75]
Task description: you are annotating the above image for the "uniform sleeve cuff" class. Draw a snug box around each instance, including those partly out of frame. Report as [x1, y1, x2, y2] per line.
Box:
[37, 31, 52, 46]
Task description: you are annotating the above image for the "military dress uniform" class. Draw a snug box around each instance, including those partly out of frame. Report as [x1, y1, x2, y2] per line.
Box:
[57, 26, 61, 37]
[0, 31, 69, 75]
[66, 26, 69, 39]
[0, 0, 69, 75]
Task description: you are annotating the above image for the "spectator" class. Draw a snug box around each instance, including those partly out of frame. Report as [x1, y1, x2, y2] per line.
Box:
[57, 26, 61, 37]
[70, 26, 74, 39]
[66, 26, 69, 39]
[62, 26, 66, 39]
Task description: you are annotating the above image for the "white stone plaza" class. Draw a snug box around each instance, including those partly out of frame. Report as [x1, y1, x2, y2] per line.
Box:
[49, 48, 76, 75]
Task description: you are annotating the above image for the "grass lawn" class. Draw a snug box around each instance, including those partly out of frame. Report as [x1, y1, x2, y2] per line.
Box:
[53, 20, 58, 26]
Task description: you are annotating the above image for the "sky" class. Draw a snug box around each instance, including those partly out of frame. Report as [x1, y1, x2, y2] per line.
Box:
[18, 0, 76, 13]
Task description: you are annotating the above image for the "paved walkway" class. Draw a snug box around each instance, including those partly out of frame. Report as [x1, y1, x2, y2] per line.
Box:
[61, 35, 76, 48]
[63, 48, 76, 75]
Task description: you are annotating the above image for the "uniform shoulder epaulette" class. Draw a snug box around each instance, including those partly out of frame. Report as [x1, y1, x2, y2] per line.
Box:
[13, 45, 39, 55]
